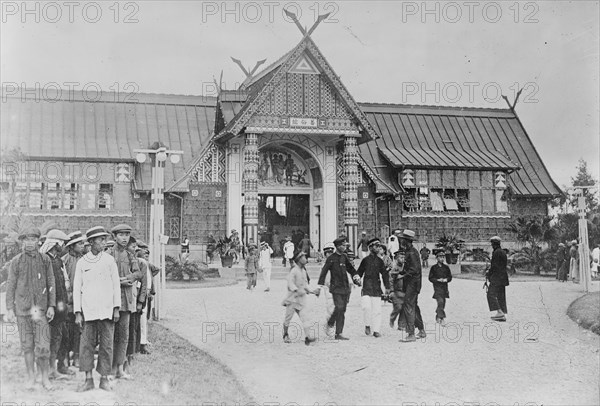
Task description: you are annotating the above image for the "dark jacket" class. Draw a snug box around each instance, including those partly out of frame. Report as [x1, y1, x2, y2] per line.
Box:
[400, 245, 422, 293]
[318, 252, 357, 295]
[488, 246, 509, 286]
[357, 253, 390, 297]
[47, 252, 68, 323]
[109, 245, 143, 312]
[428, 263, 453, 299]
[6, 251, 56, 316]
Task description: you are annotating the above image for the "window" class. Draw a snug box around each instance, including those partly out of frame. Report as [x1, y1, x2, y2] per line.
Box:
[98, 184, 113, 209]
[64, 183, 78, 210]
[46, 183, 61, 210]
[29, 182, 43, 209]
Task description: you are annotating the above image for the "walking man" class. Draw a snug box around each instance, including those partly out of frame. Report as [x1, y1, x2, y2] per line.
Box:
[283, 236, 295, 267]
[387, 229, 401, 259]
[398, 230, 426, 342]
[428, 251, 453, 324]
[5, 227, 56, 390]
[356, 238, 390, 337]
[73, 226, 121, 391]
[317, 237, 361, 340]
[356, 231, 369, 259]
[282, 251, 319, 345]
[486, 236, 509, 321]
[259, 241, 273, 292]
[419, 245, 431, 268]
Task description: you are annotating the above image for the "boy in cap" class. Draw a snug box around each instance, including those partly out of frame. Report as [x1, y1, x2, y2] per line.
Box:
[73, 226, 121, 391]
[5, 227, 56, 390]
[428, 251, 453, 324]
[59, 231, 86, 371]
[40, 229, 71, 380]
[109, 224, 143, 379]
[136, 244, 153, 354]
[282, 251, 320, 345]
[397, 230, 426, 342]
[356, 238, 390, 337]
[317, 237, 361, 340]
[389, 249, 407, 329]
[125, 236, 147, 371]
[486, 236, 509, 321]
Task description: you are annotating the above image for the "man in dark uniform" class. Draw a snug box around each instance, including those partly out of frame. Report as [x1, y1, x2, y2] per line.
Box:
[317, 237, 361, 340]
[428, 251, 453, 324]
[419, 245, 431, 268]
[357, 238, 391, 337]
[486, 236, 509, 321]
[398, 230, 426, 342]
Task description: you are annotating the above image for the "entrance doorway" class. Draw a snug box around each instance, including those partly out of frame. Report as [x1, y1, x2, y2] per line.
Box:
[258, 194, 310, 257]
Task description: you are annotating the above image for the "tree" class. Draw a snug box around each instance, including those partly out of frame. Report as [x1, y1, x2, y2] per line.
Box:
[506, 215, 557, 274]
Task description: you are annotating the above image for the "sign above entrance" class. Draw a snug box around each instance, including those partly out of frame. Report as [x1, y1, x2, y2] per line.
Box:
[290, 117, 318, 128]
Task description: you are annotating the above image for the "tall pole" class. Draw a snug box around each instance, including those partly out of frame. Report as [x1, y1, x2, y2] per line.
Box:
[157, 155, 166, 318]
[577, 191, 592, 292]
[149, 158, 158, 319]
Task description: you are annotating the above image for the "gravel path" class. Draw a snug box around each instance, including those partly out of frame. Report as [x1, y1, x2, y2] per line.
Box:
[162, 276, 600, 405]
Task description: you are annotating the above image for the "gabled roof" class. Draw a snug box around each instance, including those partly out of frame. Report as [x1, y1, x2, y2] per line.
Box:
[0, 89, 216, 192]
[357, 102, 562, 197]
[214, 36, 378, 144]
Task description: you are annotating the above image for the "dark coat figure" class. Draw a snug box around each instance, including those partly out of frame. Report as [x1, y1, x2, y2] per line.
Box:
[428, 261, 452, 321]
[555, 245, 566, 280]
[398, 236, 425, 339]
[299, 236, 313, 257]
[419, 246, 431, 267]
[318, 245, 358, 337]
[486, 237, 509, 319]
[357, 254, 390, 297]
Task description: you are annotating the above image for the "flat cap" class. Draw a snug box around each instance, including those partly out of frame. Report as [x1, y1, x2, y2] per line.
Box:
[333, 237, 347, 247]
[45, 229, 69, 241]
[111, 224, 132, 234]
[323, 242, 335, 251]
[490, 236, 502, 243]
[18, 227, 41, 240]
[367, 238, 381, 247]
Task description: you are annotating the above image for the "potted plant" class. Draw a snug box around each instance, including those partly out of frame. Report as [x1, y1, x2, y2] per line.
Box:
[435, 233, 465, 264]
[215, 236, 236, 268]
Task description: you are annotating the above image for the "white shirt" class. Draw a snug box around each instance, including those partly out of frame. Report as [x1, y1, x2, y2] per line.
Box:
[388, 235, 399, 256]
[284, 241, 295, 259]
[259, 246, 273, 269]
[73, 251, 121, 321]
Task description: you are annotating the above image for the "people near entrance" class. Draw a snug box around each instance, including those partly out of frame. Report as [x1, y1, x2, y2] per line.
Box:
[291, 230, 302, 250]
[569, 240, 579, 283]
[388, 249, 407, 330]
[259, 241, 273, 292]
[245, 244, 260, 291]
[428, 251, 453, 324]
[419, 245, 431, 268]
[73, 226, 121, 392]
[281, 251, 319, 345]
[230, 230, 241, 264]
[397, 230, 426, 342]
[356, 238, 391, 338]
[318, 237, 361, 340]
[283, 237, 295, 267]
[387, 229, 401, 259]
[356, 231, 369, 259]
[320, 242, 337, 317]
[486, 236, 509, 322]
[206, 234, 216, 264]
[5, 227, 56, 391]
[299, 233, 313, 259]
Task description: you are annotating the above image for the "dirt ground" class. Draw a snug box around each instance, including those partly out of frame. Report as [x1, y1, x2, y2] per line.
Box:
[161, 275, 600, 406]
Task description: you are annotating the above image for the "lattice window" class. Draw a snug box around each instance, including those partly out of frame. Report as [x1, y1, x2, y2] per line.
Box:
[98, 184, 113, 209]
[46, 183, 61, 210]
[169, 217, 180, 239]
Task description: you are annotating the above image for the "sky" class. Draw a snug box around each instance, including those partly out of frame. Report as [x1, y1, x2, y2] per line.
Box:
[1, 0, 599, 190]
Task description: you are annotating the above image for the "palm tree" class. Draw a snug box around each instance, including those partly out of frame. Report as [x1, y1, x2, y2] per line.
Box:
[507, 215, 557, 274]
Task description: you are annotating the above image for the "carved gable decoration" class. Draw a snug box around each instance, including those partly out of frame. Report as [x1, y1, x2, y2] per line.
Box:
[289, 53, 320, 75]
[192, 143, 226, 184]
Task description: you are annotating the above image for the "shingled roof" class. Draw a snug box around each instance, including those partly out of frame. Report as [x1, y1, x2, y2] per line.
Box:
[358, 102, 562, 197]
[1, 89, 216, 192]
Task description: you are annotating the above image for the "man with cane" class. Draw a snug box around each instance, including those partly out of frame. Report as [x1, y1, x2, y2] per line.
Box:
[485, 236, 509, 321]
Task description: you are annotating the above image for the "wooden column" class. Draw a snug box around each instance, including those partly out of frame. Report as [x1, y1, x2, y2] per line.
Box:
[242, 132, 259, 246]
[343, 134, 359, 252]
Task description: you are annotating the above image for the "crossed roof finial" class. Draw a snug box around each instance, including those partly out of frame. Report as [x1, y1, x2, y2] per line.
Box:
[230, 58, 267, 81]
[284, 9, 331, 38]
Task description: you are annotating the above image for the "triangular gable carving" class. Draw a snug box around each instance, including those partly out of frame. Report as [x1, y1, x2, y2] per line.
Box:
[217, 37, 378, 144]
[289, 53, 320, 75]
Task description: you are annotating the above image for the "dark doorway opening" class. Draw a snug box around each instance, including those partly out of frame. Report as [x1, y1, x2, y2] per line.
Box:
[258, 194, 310, 257]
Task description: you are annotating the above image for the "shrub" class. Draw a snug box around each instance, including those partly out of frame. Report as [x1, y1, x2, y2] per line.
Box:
[166, 255, 205, 281]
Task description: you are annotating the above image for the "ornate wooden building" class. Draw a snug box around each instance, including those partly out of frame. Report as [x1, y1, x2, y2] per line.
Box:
[1, 32, 561, 254]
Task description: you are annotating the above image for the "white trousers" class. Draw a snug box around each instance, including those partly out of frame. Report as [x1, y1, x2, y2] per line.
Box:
[262, 267, 272, 289]
[361, 295, 382, 333]
[140, 306, 148, 345]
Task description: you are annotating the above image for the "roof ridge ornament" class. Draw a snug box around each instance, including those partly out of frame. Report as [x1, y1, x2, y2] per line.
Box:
[284, 8, 331, 38]
[230, 57, 267, 83]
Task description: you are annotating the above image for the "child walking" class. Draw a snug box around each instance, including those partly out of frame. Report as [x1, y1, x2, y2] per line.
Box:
[428, 251, 453, 324]
[388, 249, 406, 330]
[259, 242, 273, 292]
[245, 245, 259, 290]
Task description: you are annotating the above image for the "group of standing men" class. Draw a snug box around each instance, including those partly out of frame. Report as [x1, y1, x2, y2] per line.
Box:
[5, 223, 158, 392]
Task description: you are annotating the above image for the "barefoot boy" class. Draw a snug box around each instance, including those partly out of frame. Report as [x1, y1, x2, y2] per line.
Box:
[5, 227, 56, 390]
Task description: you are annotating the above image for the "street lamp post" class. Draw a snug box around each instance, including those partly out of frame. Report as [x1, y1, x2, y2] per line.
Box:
[134, 147, 183, 319]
